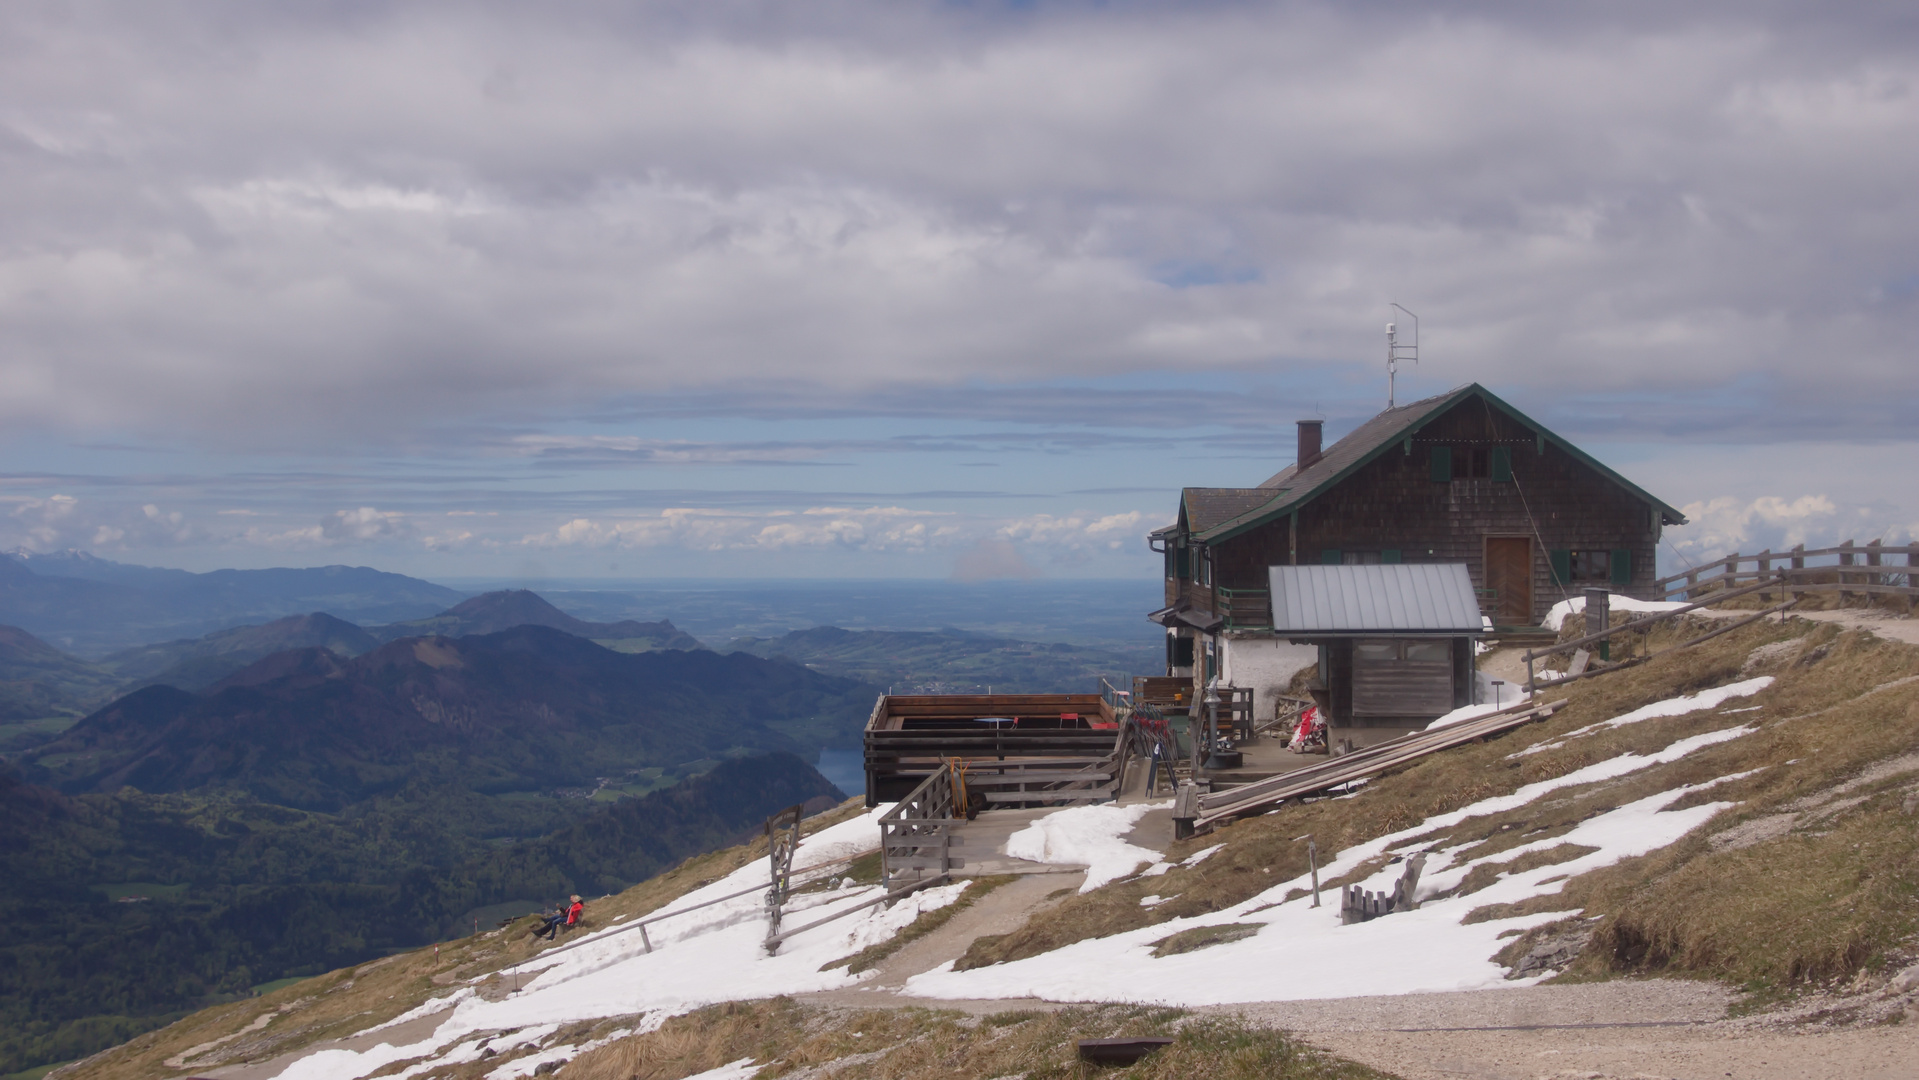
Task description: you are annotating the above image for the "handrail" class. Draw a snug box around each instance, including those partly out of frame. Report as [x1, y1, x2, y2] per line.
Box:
[1523, 574, 1786, 662]
[527, 846, 878, 963]
[877, 766, 955, 892]
[1653, 540, 1917, 591]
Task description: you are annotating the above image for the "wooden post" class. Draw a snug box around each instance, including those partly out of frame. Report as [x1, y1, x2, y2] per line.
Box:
[1722, 552, 1738, 593]
[1685, 567, 1699, 601]
[1756, 549, 1772, 601]
[1791, 544, 1806, 601]
[1867, 538, 1883, 588]
[1584, 588, 1610, 662]
[1309, 837, 1321, 907]
[1840, 539, 1855, 603]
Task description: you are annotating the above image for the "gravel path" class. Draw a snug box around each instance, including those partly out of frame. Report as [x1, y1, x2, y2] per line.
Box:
[1796, 608, 1919, 646]
[1203, 981, 1919, 1080]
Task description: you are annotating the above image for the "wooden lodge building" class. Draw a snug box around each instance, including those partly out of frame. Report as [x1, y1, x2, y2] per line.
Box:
[1149, 383, 1687, 742]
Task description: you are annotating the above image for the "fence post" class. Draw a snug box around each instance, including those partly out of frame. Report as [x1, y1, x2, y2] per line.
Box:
[1722, 552, 1738, 592]
[1685, 567, 1699, 601]
[1791, 544, 1806, 601]
[1584, 588, 1611, 663]
[1867, 538, 1883, 588]
[1756, 549, 1772, 601]
[1840, 539, 1855, 603]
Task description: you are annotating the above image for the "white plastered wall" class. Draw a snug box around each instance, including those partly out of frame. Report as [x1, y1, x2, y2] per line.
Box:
[1218, 635, 1318, 721]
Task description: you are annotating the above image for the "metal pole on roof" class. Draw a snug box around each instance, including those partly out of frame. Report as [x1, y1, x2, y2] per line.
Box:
[1387, 304, 1419, 408]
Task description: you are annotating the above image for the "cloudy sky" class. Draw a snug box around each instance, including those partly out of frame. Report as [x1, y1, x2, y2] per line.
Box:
[2, 1, 1914, 580]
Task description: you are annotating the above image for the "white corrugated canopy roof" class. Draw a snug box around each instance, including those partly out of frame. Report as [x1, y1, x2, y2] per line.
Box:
[1267, 563, 1484, 634]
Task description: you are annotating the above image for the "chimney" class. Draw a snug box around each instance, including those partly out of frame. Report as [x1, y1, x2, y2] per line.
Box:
[1296, 420, 1324, 471]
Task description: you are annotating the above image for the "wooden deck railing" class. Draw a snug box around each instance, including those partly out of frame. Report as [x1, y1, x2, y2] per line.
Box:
[1655, 540, 1917, 601]
[1216, 587, 1272, 630]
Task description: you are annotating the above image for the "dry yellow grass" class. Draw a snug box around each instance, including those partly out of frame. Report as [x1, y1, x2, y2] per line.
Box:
[552, 998, 1392, 1080]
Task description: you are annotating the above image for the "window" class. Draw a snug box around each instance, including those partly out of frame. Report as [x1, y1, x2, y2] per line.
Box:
[1329, 550, 1401, 565]
[1436, 445, 1513, 482]
[1550, 549, 1630, 584]
[1355, 639, 1452, 663]
[1168, 635, 1195, 668]
[1569, 550, 1609, 581]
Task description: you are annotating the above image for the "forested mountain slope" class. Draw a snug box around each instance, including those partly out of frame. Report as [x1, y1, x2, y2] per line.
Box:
[372, 590, 703, 652]
[100, 612, 380, 691]
[0, 753, 841, 1076]
[23, 625, 874, 809]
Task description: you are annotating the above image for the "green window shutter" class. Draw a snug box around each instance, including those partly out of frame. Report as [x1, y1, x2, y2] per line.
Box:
[1321, 549, 1342, 565]
[1610, 548, 1631, 586]
[1430, 445, 1452, 482]
[1490, 446, 1512, 482]
[1380, 548, 1402, 564]
[1549, 549, 1572, 587]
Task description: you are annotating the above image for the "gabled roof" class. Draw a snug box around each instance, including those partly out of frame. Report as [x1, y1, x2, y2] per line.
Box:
[1180, 488, 1278, 534]
[1269, 563, 1484, 635]
[1189, 383, 1688, 544]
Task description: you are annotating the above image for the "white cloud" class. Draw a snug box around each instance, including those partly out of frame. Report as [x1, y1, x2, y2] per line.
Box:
[521, 506, 956, 553]
[1665, 492, 1918, 580]
[3, 495, 198, 551]
[1000, 510, 1153, 552]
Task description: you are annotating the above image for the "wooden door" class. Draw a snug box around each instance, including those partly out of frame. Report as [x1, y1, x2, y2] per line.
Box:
[1485, 537, 1533, 625]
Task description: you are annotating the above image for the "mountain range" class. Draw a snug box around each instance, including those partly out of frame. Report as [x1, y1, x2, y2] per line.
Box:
[1, 550, 466, 655]
[369, 589, 703, 650]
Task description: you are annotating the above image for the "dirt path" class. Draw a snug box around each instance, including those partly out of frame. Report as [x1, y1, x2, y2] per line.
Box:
[1797, 608, 1919, 646]
[1302, 1018, 1919, 1080]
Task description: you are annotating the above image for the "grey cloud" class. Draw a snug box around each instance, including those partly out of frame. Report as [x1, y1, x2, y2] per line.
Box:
[3, 1, 1918, 452]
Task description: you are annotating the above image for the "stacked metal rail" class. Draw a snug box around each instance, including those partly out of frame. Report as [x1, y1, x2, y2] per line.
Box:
[1192, 697, 1569, 829]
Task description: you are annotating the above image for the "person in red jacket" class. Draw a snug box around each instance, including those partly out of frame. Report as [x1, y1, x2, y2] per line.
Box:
[564, 895, 584, 930]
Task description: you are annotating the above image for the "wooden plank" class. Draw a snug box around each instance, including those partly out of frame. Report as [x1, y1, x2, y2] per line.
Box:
[1195, 700, 1567, 825]
[981, 788, 1115, 803]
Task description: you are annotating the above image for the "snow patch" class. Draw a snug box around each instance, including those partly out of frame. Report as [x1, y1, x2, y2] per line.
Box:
[904, 732, 1751, 1007]
[682, 1060, 760, 1080]
[1543, 594, 1690, 632]
[1513, 677, 1771, 757]
[1003, 801, 1168, 892]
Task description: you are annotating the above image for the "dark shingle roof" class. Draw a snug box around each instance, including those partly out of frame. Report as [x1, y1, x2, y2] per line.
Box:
[1181, 488, 1281, 534]
[1182, 383, 1687, 544]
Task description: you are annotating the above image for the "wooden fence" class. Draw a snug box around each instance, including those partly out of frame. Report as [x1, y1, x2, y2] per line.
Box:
[1656, 541, 1917, 602]
[877, 764, 963, 892]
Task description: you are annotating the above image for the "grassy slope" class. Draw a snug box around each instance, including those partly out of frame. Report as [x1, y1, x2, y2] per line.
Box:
[57, 802, 871, 1080]
[59, 612, 1919, 1080]
[957, 614, 1919, 993]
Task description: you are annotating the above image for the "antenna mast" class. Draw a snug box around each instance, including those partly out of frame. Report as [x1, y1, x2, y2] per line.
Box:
[1386, 304, 1418, 408]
